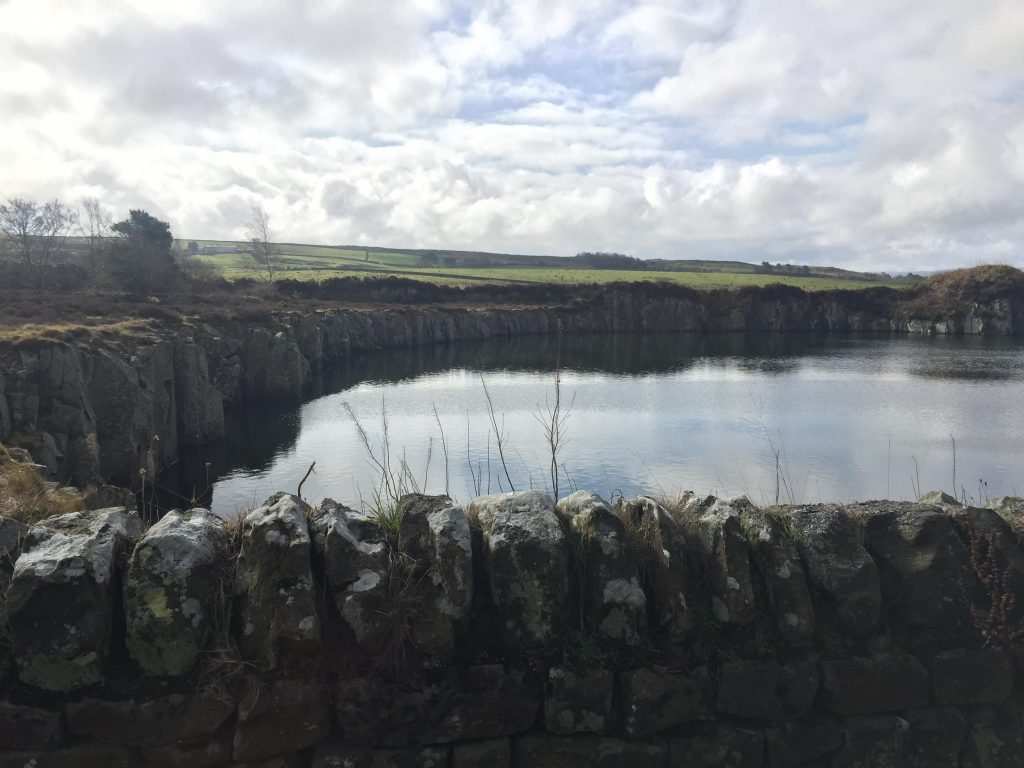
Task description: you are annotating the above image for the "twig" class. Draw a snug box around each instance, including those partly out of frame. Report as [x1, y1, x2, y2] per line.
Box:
[433, 404, 449, 496]
[887, 437, 891, 499]
[422, 437, 433, 493]
[297, 462, 316, 501]
[480, 375, 515, 492]
[466, 412, 479, 496]
[951, 434, 958, 500]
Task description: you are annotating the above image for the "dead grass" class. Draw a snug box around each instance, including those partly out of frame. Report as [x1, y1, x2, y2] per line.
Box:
[0, 318, 155, 346]
[0, 445, 85, 523]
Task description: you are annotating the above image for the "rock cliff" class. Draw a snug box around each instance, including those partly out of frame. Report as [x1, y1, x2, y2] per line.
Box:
[0, 279, 1021, 487]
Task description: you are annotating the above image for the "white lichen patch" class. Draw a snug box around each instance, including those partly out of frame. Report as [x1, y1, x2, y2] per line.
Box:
[181, 597, 203, 627]
[603, 577, 646, 608]
[264, 528, 288, 547]
[350, 570, 381, 593]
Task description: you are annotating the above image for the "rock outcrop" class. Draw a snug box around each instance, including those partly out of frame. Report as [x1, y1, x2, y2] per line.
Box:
[3, 273, 1021, 488]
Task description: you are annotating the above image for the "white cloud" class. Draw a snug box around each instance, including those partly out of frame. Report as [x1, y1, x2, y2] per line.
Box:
[0, 0, 1022, 271]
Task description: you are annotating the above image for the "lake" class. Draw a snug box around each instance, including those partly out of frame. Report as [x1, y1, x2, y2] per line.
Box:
[173, 333, 1024, 516]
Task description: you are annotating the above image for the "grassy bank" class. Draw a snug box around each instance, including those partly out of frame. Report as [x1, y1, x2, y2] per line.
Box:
[192, 240, 915, 291]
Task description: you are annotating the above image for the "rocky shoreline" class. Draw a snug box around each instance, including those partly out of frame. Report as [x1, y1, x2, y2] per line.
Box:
[1, 278, 1022, 489]
[1, 489, 1023, 766]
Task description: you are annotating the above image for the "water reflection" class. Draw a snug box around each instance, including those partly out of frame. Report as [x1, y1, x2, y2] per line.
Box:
[169, 333, 1024, 515]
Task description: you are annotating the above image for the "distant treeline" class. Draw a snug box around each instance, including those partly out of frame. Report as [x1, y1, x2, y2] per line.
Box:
[573, 251, 907, 282]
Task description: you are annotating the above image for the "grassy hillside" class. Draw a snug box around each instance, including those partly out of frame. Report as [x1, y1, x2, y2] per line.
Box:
[185, 239, 918, 291]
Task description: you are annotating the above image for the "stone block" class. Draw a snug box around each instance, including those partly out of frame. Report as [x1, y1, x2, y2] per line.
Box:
[453, 738, 510, 768]
[557, 491, 646, 648]
[0, 700, 63, 750]
[544, 666, 614, 735]
[831, 716, 908, 768]
[467, 491, 570, 653]
[233, 677, 330, 763]
[236, 494, 320, 671]
[66, 691, 234, 747]
[620, 667, 708, 738]
[313, 744, 449, 768]
[513, 736, 665, 768]
[765, 719, 843, 767]
[820, 655, 929, 715]
[670, 725, 764, 768]
[124, 507, 230, 677]
[788, 505, 880, 638]
[716, 659, 819, 721]
[961, 702, 1024, 768]
[858, 503, 976, 652]
[931, 648, 1014, 705]
[903, 707, 967, 768]
[0, 747, 138, 768]
[6, 508, 141, 690]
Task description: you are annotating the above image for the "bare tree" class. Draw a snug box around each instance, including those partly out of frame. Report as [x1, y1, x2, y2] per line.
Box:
[0, 197, 39, 265]
[36, 200, 78, 268]
[0, 197, 77, 270]
[80, 197, 112, 271]
[246, 203, 276, 282]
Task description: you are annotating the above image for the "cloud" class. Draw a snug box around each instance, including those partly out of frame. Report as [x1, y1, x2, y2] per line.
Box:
[0, 0, 1022, 271]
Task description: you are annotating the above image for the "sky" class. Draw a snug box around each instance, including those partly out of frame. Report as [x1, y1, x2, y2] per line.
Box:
[1, 0, 1023, 271]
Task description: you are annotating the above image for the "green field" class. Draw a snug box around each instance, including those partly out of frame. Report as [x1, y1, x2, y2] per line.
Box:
[187, 240, 914, 292]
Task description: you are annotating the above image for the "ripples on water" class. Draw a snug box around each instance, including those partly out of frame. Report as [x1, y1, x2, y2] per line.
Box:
[171, 334, 1024, 516]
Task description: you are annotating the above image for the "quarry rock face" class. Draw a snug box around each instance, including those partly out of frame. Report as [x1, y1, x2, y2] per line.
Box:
[467, 490, 570, 653]
[5, 507, 141, 690]
[1, 279, 1020, 486]
[172, 339, 225, 445]
[235, 493, 320, 670]
[123, 507, 229, 676]
[0, 491, 1022, 766]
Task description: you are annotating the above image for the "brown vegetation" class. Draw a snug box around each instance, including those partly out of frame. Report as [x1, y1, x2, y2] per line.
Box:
[905, 265, 1024, 317]
[0, 443, 85, 523]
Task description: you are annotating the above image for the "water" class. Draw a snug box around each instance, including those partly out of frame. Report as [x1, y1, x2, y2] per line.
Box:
[174, 334, 1024, 516]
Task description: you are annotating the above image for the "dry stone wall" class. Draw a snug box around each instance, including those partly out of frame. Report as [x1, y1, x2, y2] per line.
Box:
[2, 491, 1024, 767]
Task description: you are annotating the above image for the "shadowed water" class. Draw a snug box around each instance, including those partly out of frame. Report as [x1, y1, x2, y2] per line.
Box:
[171, 334, 1024, 516]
